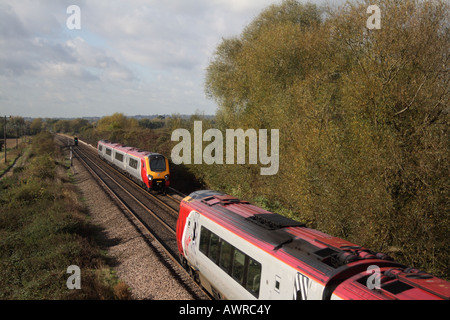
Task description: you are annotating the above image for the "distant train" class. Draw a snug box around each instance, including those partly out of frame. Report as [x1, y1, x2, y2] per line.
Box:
[177, 190, 450, 300]
[97, 140, 170, 193]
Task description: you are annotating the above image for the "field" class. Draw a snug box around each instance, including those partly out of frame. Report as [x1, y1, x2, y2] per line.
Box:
[0, 132, 130, 299]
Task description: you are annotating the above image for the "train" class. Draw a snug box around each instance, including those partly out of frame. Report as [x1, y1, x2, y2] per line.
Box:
[97, 140, 170, 193]
[176, 190, 450, 300]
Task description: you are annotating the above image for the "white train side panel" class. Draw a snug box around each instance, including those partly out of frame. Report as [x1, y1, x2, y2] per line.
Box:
[181, 210, 324, 300]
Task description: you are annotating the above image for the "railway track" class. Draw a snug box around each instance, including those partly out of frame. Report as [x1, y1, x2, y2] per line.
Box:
[75, 137, 184, 212]
[77, 144, 181, 230]
[55, 134, 209, 300]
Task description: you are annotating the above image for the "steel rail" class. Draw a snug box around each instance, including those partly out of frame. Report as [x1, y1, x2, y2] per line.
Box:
[55, 134, 210, 299]
[75, 146, 176, 235]
[77, 139, 182, 217]
[69, 143, 209, 299]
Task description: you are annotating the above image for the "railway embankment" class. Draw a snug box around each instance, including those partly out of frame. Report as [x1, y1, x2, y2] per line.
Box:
[0, 132, 129, 299]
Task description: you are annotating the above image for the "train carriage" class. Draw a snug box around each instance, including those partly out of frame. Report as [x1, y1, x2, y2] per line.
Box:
[97, 140, 170, 193]
[112, 145, 128, 171]
[98, 141, 115, 163]
[176, 190, 450, 300]
[124, 151, 142, 182]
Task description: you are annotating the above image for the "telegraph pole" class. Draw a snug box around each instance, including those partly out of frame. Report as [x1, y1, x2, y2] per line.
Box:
[16, 124, 18, 150]
[3, 116, 6, 164]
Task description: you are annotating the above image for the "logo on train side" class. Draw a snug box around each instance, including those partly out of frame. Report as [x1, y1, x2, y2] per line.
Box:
[171, 121, 279, 176]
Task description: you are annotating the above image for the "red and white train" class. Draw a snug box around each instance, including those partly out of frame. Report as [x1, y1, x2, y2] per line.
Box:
[176, 190, 450, 300]
[97, 140, 170, 193]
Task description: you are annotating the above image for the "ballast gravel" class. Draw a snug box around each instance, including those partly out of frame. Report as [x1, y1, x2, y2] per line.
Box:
[70, 157, 202, 300]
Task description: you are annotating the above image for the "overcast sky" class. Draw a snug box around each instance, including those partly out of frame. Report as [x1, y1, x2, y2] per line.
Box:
[0, 0, 333, 118]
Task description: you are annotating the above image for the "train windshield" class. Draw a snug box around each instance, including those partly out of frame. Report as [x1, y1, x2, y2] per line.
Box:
[149, 155, 166, 172]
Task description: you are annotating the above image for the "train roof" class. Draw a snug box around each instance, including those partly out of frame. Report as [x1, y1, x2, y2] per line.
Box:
[98, 140, 163, 158]
[334, 266, 450, 300]
[183, 190, 450, 299]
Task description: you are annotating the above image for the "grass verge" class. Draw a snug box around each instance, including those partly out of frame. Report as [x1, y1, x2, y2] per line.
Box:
[0, 132, 131, 299]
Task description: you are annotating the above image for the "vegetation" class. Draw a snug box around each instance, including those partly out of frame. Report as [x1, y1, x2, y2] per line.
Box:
[44, 0, 448, 280]
[0, 132, 130, 299]
[203, 0, 449, 279]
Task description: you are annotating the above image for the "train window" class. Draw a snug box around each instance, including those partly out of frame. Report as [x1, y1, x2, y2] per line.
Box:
[246, 258, 261, 297]
[200, 227, 210, 255]
[198, 226, 262, 298]
[219, 240, 233, 272]
[115, 152, 124, 162]
[209, 233, 220, 263]
[106, 148, 111, 156]
[129, 158, 138, 170]
[99, 145, 103, 151]
[232, 249, 245, 284]
[149, 155, 166, 172]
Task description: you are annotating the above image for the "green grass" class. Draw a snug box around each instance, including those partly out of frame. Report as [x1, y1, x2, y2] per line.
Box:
[0, 132, 131, 299]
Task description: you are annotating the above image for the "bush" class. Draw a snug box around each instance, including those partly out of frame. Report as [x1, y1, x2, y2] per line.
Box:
[30, 131, 56, 157]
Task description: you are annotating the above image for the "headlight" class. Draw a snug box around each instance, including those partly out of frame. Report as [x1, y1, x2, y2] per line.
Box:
[147, 175, 153, 181]
[164, 174, 169, 181]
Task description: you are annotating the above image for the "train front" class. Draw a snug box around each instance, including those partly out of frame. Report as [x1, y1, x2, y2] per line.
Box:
[145, 154, 170, 192]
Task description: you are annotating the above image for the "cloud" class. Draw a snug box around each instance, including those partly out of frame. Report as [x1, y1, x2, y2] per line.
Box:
[0, 0, 286, 118]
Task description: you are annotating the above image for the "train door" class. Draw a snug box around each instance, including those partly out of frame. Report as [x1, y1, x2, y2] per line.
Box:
[140, 159, 148, 188]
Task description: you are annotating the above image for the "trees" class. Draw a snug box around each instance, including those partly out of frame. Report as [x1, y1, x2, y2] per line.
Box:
[205, 0, 449, 277]
[97, 112, 139, 132]
[30, 118, 44, 134]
